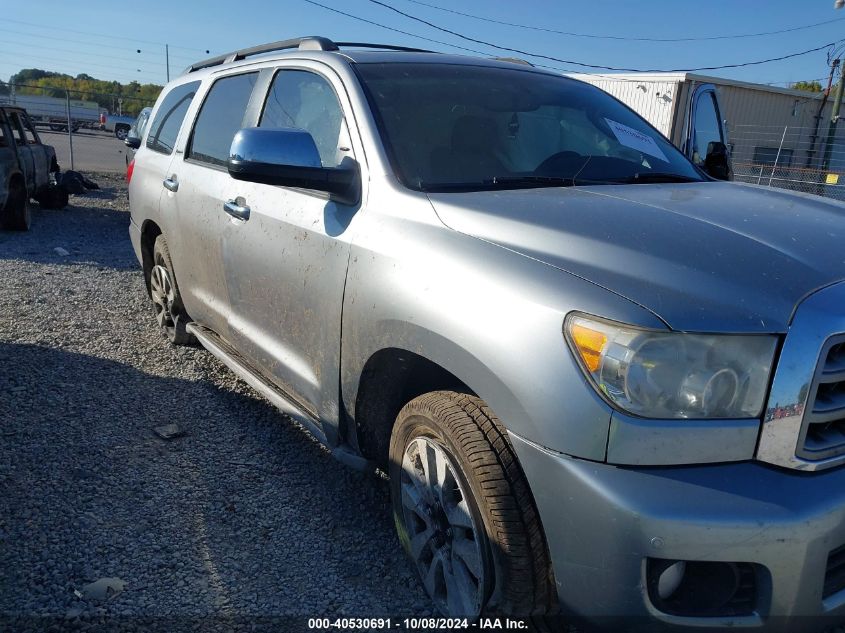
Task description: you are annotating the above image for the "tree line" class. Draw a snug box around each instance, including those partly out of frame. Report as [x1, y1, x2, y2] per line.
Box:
[0, 69, 162, 117]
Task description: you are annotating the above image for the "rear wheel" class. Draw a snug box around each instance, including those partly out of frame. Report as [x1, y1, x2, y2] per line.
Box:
[150, 235, 196, 346]
[115, 125, 129, 140]
[389, 391, 554, 619]
[0, 179, 31, 231]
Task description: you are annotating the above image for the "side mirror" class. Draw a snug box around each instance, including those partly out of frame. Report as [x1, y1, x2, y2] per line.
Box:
[124, 136, 141, 149]
[227, 127, 359, 205]
[704, 141, 732, 181]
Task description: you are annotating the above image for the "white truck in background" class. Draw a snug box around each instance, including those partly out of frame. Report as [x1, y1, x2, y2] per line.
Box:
[0, 94, 100, 132]
[568, 73, 733, 179]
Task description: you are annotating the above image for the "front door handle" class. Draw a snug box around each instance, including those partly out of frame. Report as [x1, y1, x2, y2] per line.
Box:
[223, 199, 250, 221]
[163, 177, 178, 192]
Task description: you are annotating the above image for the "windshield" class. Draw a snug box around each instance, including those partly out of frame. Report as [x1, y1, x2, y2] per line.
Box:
[356, 63, 706, 192]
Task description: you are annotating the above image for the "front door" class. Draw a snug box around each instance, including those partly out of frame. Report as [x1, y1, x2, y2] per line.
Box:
[221, 65, 362, 424]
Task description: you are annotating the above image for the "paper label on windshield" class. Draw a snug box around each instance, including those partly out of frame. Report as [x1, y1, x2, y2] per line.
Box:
[605, 118, 668, 162]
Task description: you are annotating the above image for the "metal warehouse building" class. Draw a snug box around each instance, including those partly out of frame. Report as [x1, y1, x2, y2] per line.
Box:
[570, 71, 845, 198]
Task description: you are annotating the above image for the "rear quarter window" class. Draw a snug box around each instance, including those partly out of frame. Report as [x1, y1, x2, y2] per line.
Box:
[146, 81, 201, 155]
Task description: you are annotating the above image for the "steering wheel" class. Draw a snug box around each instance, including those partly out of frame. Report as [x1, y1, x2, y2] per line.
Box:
[535, 151, 583, 175]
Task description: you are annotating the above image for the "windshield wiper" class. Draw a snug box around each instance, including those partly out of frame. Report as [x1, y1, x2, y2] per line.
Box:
[599, 172, 702, 184]
[486, 175, 576, 187]
[419, 175, 576, 192]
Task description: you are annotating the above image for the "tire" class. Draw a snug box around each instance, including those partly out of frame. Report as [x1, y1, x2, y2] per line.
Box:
[36, 186, 69, 210]
[389, 391, 554, 619]
[115, 125, 129, 140]
[150, 236, 196, 346]
[0, 179, 32, 231]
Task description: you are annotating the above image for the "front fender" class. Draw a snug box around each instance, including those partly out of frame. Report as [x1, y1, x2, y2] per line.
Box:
[340, 181, 666, 461]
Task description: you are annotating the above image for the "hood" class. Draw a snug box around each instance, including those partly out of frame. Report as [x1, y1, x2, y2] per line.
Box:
[428, 182, 845, 332]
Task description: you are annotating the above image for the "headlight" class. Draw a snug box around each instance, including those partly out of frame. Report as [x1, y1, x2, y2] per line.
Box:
[564, 313, 777, 419]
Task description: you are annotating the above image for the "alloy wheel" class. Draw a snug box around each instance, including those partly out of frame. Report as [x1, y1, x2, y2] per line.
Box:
[149, 263, 176, 337]
[400, 436, 487, 617]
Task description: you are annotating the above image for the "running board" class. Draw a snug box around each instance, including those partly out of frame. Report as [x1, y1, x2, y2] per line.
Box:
[187, 323, 329, 446]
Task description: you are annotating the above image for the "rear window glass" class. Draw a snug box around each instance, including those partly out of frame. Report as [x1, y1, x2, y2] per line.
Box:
[146, 81, 201, 155]
[188, 72, 257, 166]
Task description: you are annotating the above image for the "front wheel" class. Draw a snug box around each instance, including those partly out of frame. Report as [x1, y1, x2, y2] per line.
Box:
[389, 391, 554, 619]
[115, 125, 129, 140]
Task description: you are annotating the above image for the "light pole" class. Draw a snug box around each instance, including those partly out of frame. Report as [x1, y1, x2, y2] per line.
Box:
[823, 1, 845, 171]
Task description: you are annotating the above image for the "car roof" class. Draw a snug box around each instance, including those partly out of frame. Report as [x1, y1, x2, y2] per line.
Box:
[179, 36, 557, 79]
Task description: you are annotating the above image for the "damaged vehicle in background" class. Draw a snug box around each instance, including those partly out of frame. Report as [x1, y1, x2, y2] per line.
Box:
[0, 106, 67, 231]
[127, 36, 845, 630]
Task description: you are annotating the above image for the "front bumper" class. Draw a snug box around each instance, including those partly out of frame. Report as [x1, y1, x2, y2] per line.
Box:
[510, 432, 845, 629]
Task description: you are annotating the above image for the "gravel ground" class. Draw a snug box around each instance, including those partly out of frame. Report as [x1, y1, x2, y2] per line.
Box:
[0, 175, 430, 632]
[4, 177, 844, 633]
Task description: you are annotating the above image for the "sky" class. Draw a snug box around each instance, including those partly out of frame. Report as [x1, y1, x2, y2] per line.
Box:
[2, 0, 845, 90]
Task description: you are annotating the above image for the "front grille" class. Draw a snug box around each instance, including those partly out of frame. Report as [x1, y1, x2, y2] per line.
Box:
[797, 337, 845, 461]
[824, 544, 845, 599]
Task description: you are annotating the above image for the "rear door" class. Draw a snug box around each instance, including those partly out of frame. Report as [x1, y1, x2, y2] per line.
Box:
[128, 80, 201, 309]
[167, 70, 259, 338]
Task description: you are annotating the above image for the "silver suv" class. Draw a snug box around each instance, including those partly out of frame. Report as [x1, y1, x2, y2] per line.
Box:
[128, 37, 845, 629]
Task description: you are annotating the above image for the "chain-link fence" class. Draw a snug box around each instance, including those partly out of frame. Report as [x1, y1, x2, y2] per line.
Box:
[0, 83, 157, 173]
[730, 124, 845, 201]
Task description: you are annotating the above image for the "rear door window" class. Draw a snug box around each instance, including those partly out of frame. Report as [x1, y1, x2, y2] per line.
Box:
[146, 81, 201, 155]
[188, 72, 258, 167]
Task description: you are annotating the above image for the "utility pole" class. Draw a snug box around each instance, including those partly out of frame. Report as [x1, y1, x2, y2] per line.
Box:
[166, 44, 170, 83]
[822, 60, 845, 172]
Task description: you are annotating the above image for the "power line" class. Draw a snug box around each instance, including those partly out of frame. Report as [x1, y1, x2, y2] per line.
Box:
[397, 0, 845, 42]
[301, 0, 494, 58]
[0, 17, 213, 55]
[0, 27, 197, 65]
[0, 50, 163, 81]
[364, 0, 841, 72]
[0, 38, 166, 68]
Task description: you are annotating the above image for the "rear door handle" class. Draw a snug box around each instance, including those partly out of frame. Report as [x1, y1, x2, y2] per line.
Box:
[163, 177, 178, 192]
[223, 199, 250, 221]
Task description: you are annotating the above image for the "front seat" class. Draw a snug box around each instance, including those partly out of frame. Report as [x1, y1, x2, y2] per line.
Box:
[430, 115, 506, 183]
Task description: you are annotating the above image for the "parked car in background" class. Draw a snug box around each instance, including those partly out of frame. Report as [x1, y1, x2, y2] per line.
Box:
[129, 37, 845, 629]
[123, 107, 152, 166]
[0, 106, 67, 230]
[102, 114, 135, 140]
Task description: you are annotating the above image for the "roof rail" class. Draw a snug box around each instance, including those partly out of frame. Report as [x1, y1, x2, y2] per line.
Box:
[335, 42, 434, 53]
[184, 36, 339, 74]
[492, 57, 534, 67]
